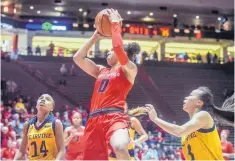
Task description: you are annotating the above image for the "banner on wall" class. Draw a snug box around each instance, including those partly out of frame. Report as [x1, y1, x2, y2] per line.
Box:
[26, 22, 67, 31]
[0, 22, 13, 29]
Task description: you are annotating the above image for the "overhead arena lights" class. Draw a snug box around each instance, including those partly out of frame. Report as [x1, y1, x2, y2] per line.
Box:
[73, 23, 78, 27]
[174, 28, 180, 33]
[55, 7, 63, 11]
[83, 23, 89, 28]
[3, 7, 8, 12]
[184, 29, 190, 33]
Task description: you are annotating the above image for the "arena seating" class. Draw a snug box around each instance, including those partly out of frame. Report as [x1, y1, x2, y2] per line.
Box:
[19, 57, 234, 124]
[144, 61, 234, 122]
[19, 56, 150, 109]
[143, 61, 234, 142]
[1, 56, 234, 160]
[1, 60, 73, 109]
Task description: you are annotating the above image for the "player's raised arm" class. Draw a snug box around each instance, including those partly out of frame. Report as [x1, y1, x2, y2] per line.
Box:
[73, 30, 104, 78]
[55, 119, 65, 160]
[145, 104, 212, 137]
[107, 9, 139, 83]
[14, 122, 29, 160]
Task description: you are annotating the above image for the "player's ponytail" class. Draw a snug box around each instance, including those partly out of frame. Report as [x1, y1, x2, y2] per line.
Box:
[127, 106, 147, 117]
[212, 93, 234, 127]
[197, 87, 234, 127]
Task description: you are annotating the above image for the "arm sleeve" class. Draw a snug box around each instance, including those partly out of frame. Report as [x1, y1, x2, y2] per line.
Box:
[111, 22, 129, 65]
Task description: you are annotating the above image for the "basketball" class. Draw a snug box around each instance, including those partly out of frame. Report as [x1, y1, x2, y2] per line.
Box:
[95, 9, 122, 37]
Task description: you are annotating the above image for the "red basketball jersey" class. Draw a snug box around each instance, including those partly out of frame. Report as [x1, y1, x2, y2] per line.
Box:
[90, 66, 133, 112]
[66, 126, 85, 154]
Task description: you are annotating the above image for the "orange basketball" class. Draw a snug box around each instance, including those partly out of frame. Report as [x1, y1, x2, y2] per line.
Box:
[95, 9, 122, 37]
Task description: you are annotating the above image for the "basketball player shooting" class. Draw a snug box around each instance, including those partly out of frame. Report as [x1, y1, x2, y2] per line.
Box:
[73, 8, 140, 160]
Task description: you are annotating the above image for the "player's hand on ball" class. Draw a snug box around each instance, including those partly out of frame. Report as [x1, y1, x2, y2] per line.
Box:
[106, 8, 123, 23]
[145, 104, 158, 121]
[92, 30, 106, 40]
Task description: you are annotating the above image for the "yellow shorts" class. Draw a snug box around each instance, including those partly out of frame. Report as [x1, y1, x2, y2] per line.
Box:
[109, 149, 135, 161]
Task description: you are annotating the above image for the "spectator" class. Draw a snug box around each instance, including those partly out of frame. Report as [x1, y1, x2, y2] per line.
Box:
[196, 53, 202, 63]
[174, 151, 182, 161]
[133, 148, 140, 160]
[168, 145, 175, 155]
[6, 80, 17, 93]
[13, 121, 23, 136]
[163, 146, 171, 157]
[48, 41, 55, 56]
[55, 112, 61, 120]
[1, 139, 17, 160]
[177, 148, 185, 160]
[142, 145, 155, 160]
[142, 51, 148, 61]
[28, 108, 35, 118]
[59, 79, 67, 88]
[155, 132, 165, 144]
[153, 51, 158, 61]
[213, 54, 218, 63]
[2, 107, 12, 120]
[146, 133, 156, 146]
[7, 124, 17, 141]
[137, 147, 143, 160]
[183, 53, 190, 62]
[60, 64, 68, 76]
[14, 98, 26, 114]
[226, 52, 233, 63]
[11, 113, 20, 127]
[62, 114, 71, 129]
[169, 154, 175, 160]
[160, 152, 169, 161]
[27, 45, 32, 55]
[156, 143, 163, 159]
[1, 126, 9, 148]
[23, 95, 31, 104]
[70, 64, 76, 76]
[206, 52, 212, 64]
[148, 143, 159, 160]
[35, 45, 41, 56]
[221, 129, 234, 160]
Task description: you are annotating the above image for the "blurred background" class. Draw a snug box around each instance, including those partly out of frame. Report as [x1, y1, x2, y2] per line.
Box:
[1, 0, 234, 160]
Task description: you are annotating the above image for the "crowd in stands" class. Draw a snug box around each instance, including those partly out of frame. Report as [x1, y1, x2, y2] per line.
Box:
[1, 76, 234, 160]
[15, 40, 234, 65]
